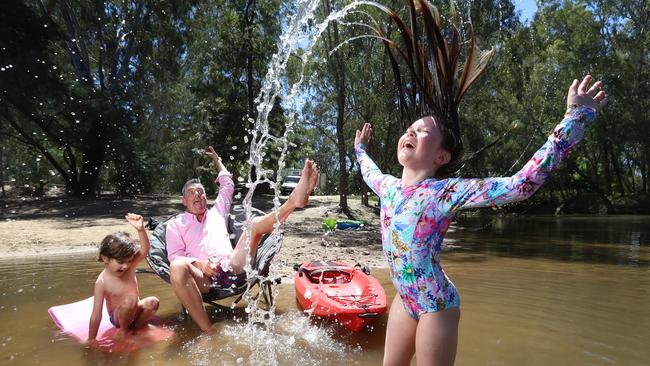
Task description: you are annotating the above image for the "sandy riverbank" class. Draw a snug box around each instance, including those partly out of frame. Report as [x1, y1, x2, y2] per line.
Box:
[0, 195, 385, 278]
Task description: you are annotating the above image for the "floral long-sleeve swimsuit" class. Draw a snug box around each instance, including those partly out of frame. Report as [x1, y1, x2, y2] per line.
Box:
[356, 106, 595, 319]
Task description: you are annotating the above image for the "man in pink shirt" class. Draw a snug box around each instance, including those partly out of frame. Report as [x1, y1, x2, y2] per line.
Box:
[166, 146, 318, 333]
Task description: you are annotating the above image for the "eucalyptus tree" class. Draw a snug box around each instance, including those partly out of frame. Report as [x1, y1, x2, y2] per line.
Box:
[502, 0, 649, 212]
[1, 0, 285, 197]
[0, 0, 190, 197]
[586, 0, 650, 195]
[154, 0, 284, 195]
[318, 0, 352, 211]
[296, 0, 400, 210]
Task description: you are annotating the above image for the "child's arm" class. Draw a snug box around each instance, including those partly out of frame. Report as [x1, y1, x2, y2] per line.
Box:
[126, 213, 149, 265]
[355, 123, 399, 197]
[87, 277, 105, 345]
[440, 75, 607, 213]
[207, 146, 234, 219]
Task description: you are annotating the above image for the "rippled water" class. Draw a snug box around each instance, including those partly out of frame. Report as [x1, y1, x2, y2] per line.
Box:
[0, 215, 649, 365]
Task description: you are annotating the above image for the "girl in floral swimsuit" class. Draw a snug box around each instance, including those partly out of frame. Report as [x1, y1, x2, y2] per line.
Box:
[355, 75, 607, 365]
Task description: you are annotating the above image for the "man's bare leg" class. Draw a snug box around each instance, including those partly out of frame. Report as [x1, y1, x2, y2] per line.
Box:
[169, 259, 214, 332]
[230, 159, 318, 273]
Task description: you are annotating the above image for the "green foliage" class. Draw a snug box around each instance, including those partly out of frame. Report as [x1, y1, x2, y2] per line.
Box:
[149, 0, 285, 195]
[1, 0, 648, 213]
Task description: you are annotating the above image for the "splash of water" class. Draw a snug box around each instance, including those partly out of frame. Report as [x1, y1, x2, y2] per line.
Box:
[236, 0, 377, 322]
[215, 1, 383, 363]
[228, 0, 535, 362]
[184, 313, 357, 365]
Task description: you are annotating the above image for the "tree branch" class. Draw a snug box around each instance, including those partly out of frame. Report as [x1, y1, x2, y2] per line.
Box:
[1, 106, 72, 183]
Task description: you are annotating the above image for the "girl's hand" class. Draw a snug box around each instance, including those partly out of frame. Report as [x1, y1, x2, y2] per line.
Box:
[126, 213, 144, 232]
[87, 338, 99, 348]
[355, 123, 373, 146]
[566, 75, 608, 113]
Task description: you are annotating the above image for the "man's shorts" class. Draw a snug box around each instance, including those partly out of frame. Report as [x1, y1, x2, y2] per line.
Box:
[212, 268, 247, 289]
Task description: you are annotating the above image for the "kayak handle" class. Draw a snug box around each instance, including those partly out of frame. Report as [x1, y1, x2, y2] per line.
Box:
[306, 268, 352, 277]
[354, 263, 370, 275]
[297, 266, 352, 276]
[358, 312, 379, 318]
[299, 268, 353, 284]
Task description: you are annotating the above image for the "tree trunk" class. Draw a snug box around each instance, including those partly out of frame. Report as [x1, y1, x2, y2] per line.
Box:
[0, 147, 4, 196]
[324, 0, 349, 212]
[642, 163, 647, 194]
[243, 0, 256, 116]
[645, 147, 650, 193]
[568, 160, 614, 213]
[336, 71, 349, 211]
[77, 150, 105, 197]
[629, 164, 636, 193]
[361, 177, 369, 206]
[608, 145, 625, 196]
[601, 143, 612, 196]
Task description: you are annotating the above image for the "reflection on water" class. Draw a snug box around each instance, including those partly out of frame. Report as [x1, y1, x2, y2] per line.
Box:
[449, 215, 650, 266]
[0, 255, 386, 366]
[450, 257, 650, 366]
[0, 216, 649, 365]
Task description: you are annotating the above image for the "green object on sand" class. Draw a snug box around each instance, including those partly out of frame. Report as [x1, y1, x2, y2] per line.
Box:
[323, 218, 337, 231]
[322, 218, 367, 231]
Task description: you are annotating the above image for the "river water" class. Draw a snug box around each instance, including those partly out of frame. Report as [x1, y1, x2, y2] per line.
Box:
[0, 215, 648, 365]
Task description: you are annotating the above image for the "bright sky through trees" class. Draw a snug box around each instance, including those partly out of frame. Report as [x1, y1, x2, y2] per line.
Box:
[515, 0, 538, 22]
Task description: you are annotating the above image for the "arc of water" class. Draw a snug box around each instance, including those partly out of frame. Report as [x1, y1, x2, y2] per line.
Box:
[237, 0, 375, 325]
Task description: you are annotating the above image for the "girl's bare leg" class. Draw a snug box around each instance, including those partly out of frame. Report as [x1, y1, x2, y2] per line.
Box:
[133, 296, 160, 329]
[383, 295, 418, 366]
[415, 307, 460, 366]
[114, 296, 138, 339]
[230, 159, 318, 273]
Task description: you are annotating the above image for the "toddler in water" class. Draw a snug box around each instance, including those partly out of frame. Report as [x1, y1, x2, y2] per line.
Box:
[88, 213, 160, 345]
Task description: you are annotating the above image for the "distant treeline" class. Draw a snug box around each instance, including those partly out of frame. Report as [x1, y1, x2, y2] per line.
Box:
[1, 0, 648, 214]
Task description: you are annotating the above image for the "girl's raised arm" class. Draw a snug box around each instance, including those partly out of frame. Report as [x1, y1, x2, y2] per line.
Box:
[126, 213, 150, 265]
[355, 123, 399, 197]
[438, 75, 607, 214]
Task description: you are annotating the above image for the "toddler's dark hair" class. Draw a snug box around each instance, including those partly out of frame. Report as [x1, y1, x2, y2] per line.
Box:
[97, 231, 139, 261]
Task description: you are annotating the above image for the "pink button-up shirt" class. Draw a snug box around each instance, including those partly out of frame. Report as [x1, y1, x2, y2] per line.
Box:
[166, 171, 235, 271]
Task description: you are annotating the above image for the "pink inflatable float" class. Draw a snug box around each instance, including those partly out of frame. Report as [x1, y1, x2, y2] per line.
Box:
[48, 297, 173, 352]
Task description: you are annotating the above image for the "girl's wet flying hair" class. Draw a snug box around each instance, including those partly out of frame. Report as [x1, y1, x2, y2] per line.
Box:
[372, 1, 495, 177]
[98, 232, 139, 261]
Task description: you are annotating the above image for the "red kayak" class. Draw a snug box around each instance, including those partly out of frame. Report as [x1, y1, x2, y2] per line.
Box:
[294, 260, 387, 332]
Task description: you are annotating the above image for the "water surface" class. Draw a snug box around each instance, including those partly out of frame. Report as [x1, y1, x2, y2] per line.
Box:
[1, 215, 649, 365]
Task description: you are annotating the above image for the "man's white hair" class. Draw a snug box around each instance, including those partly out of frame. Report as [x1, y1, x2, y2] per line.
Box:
[182, 178, 203, 196]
